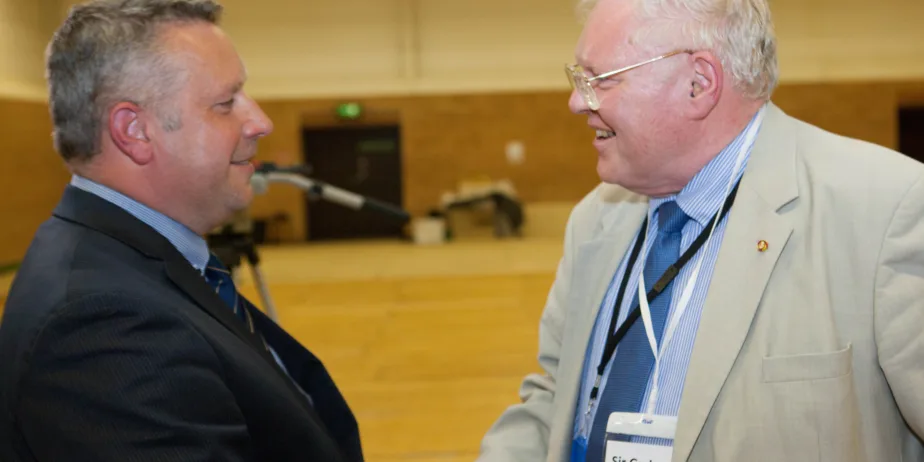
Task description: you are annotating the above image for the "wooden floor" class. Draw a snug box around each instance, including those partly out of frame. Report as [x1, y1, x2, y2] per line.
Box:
[1, 237, 565, 461]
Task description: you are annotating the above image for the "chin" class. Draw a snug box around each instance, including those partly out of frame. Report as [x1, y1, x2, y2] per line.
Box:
[598, 164, 653, 196]
[235, 190, 254, 209]
[222, 186, 253, 215]
[596, 158, 628, 186]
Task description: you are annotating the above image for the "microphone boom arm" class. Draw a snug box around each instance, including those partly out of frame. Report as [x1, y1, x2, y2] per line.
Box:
[253, 171, 410, 223]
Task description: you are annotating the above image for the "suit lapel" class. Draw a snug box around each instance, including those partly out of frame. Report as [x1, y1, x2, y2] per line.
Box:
[164, 257, 329, 413]
[54, 187, 292, 378]
[249, 305, 360, 444]
[550, 193, 647, 458]
[163, 254, 273, 358]
[53, 185, 347, 459]
[164, 248, 347, 445]
[672, 103, 799, 461]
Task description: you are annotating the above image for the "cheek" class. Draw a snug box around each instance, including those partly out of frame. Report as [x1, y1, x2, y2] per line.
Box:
[598, 85, 656, 125]
[217, 123, 242, 152]
[184, 133, 231, 181]
[625, 91, 676, 138]
[194, 115, 240, 150]
[190, 136, 240, 185]
[597, 94, 652, 143]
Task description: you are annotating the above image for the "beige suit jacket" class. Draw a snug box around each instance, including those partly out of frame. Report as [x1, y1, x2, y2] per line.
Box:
[477, 103, 924, 462]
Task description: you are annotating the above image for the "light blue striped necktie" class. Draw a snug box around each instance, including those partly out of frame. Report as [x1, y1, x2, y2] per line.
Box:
[584, 200, 689, 461]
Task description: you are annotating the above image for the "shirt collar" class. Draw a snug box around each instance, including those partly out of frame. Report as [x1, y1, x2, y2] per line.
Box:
[70, 175, 211, 273]
[650, 104, 766, 227]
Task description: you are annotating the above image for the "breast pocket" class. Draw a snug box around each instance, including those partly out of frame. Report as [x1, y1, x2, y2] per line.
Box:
[762, 344, 852, 383]
[757, 344, 862, 462]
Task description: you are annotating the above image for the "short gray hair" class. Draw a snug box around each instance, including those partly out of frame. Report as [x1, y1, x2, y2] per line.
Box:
[578, 0, 778, 100]
[46, 0, 223, 162]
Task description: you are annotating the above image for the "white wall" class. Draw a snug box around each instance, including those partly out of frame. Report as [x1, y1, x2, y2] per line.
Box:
[221, 0, 924, 98]
[414, 0, 579, 90]
[39, 0, 924, 100]
[218, 0, 411, 98]
[216, 0, 580, 99]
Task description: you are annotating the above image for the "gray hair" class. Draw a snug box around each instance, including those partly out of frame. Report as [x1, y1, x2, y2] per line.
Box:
[46, 0, 223, 162]
[578, 0, 778, 100]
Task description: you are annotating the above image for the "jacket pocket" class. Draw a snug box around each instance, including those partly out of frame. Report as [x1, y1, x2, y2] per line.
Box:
[762, 344, 852, 383]
[757, 344, 863, 462]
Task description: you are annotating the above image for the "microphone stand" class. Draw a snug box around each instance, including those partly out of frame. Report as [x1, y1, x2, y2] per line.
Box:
[209, 164, 410, 323]
[253, 171, 410, 222]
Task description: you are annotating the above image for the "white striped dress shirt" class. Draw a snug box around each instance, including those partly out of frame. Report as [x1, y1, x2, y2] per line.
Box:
[573, 108, 766, 445]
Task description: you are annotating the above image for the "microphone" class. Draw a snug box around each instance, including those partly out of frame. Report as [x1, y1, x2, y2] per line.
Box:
[250, 170, 410, 223]
[250, 173, 270, 195]
[255, 162, 312, 176]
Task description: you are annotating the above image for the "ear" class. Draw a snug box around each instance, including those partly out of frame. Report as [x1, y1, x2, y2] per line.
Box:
[685, 51, 723, 119]
[109, 102, 154, 165]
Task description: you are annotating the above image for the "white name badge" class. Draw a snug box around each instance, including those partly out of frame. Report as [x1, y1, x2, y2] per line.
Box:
[602, 412, 677, 462]
[604, 441, 673, 462]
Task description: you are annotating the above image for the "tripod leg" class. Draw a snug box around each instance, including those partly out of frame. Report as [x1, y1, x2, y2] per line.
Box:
[249, 263, 280, 322]
[243, 244, 280, 323]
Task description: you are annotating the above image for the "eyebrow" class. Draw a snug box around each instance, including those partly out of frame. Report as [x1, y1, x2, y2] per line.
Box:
[238, 66, 249, 91]
[225, 66, 248, 96]
[228, 80, 244, 95]
[219, 75, 246, 100]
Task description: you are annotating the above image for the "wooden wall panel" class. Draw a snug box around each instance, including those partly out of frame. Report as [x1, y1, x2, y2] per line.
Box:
[770, 83, 899, 149]
[0, 0, 50, 100]
[250, 81, 924, 242]
[249, 92, 598, 241]
[0, 98, 70, 265]
[3, 81, 923, 262]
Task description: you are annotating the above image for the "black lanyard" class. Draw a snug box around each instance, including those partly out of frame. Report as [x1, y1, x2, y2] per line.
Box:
[587, 181, 741, 402]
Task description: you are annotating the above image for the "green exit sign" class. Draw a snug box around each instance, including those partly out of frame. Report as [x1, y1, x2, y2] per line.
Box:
[336, 102, 363, 120]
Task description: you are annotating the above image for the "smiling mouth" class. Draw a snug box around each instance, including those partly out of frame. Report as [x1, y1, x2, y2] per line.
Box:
[595, 129, 616, 140]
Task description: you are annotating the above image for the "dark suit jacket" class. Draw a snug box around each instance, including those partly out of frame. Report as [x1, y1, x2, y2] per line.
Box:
[0, 186, 363, 462]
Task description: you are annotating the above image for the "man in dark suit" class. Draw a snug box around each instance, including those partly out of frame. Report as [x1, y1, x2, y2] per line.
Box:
[0, 1, 363, 461]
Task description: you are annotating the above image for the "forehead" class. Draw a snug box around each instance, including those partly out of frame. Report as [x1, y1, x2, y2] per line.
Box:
[159, 22, 244, 83]
[575, 0, 641, 68]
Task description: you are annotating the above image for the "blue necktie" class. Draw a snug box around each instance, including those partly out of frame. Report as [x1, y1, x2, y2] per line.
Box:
[202, 254, 316, 407]
[203, 254, 250, 326]
[584, 201, 690, 461]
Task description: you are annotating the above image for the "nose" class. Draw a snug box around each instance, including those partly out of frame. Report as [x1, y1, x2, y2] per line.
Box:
[242, 94, 274, 138]
[568, 88, 590, 115]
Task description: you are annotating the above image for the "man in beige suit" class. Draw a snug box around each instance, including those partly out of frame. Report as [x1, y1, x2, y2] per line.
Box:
[478, 0, 924, 461]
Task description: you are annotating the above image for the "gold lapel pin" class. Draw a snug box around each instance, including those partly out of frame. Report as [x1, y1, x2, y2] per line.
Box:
[757, 240, 769, 252]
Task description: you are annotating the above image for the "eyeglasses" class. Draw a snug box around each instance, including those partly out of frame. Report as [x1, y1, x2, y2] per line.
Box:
[565, 49, 693, 111]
